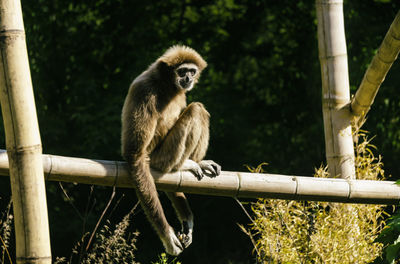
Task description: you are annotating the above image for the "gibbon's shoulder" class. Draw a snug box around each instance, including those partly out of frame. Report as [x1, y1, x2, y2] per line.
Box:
[157, 45, 207, 71]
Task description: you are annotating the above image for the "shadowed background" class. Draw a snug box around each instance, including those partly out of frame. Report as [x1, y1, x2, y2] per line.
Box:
[0, 1, 399, 263]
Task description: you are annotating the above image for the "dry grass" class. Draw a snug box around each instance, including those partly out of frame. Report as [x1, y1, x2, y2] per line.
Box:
[242, 130, 386, 263]
[55, 205, 140, 264]
[0, 201, 13, 264]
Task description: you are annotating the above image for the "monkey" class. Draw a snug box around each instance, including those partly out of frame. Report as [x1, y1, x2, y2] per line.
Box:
[121, 45, 221, 256]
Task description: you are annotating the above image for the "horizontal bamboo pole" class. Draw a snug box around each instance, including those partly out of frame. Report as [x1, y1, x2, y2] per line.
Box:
[351, 11, 400, 117]
[0, 149, 399, 204]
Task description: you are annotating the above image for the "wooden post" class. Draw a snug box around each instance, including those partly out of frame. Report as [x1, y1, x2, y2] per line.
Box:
[351, 11, 400, 118]
[0, 0, 52, 263]
[316, 0, 356, 179]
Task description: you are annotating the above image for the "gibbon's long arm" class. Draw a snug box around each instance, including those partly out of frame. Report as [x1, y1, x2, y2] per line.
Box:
[123, 98, 185, 255]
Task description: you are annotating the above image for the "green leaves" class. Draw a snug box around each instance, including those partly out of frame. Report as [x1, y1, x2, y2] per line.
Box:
[375, 211, 400, 263]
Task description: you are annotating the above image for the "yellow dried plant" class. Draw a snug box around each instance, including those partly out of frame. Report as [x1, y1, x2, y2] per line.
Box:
[242, 130, 386, 263]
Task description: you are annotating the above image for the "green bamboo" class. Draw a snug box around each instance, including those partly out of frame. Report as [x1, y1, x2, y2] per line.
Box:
[351, 11, 400, 117]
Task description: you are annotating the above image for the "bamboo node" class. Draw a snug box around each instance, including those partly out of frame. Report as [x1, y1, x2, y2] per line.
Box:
[316, 0, 343, 5]
[235, 172, 242, 197]
[7, 144, 42, 154]
[0, 29, 24, 35]
[45, 155, 53, 181]
[16, 256, 52, 261]
[0, 29, 25, 44]
[292, 176, 299, 198]
[318, 53, 347, 60]
[346, 178, 352, 201]
[377, 50, 398, 65]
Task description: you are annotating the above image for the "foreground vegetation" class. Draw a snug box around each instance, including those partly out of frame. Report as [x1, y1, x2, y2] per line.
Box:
[243, 131, 390, 263]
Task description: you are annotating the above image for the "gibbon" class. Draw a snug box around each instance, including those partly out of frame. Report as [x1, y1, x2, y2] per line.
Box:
[121, 45, 221, 255]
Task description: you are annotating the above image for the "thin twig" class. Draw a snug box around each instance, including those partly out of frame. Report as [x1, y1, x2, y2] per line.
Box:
[78, 185, 94, 263]
[233, 197, 255, 224]
[233, 197, 262, 260]
[0, 234, 12, 264]
[85, 185, 116, 251]
[59, 182, 84, 220]
[107, 194, 125, 219]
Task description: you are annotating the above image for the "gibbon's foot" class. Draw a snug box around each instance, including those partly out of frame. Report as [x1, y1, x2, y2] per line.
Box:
[199, 160, 221, 177]
[178, 231, 192, 249]
[163, 227, 184, 256]
[178, 220, 193, 248]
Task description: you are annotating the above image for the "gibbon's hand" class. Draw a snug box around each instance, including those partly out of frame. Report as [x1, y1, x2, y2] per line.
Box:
[199, 160, 221, 177]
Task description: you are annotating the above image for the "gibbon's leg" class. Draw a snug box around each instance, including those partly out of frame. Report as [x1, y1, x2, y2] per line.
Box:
[165, 192, 194, 248]
[150, 102, 221, 177]
[187, 110, 221, 177]
[150, 102, 211, 247]
[150, 102, 209, 175]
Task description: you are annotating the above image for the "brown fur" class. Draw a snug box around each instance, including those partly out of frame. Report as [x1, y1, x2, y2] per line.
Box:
[121, 45, 212, 255]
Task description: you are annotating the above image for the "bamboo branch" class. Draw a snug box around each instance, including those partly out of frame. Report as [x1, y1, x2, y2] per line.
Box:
[0, 150, 399, 204]
[316, 0, 356, 179]
[351, 11, 400, 117]
[0, 0, 51, 262]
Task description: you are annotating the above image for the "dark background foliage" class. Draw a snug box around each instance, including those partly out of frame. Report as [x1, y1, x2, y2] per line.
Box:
[1, 0, 400, 263]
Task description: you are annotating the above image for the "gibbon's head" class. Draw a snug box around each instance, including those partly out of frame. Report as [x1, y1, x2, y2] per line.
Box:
[158, 45, 207, 92]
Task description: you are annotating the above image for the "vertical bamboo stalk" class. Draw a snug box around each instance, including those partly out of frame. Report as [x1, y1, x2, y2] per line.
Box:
[0, 0, 52, 263]
[316, 0, 355, 179]
[351, 11, 400, 118]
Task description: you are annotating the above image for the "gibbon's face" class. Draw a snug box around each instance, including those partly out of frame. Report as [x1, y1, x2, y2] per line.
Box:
[174, 63, 199, 91]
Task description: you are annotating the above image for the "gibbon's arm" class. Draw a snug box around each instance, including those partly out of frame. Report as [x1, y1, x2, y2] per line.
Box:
[124, 105, 187, 255]
[128, 114, 157, 158]
[122, 87, 158, 157]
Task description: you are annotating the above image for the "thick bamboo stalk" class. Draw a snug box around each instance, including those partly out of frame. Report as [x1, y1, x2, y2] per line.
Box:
[316, 0, 356, 179]
[0, 0, 51, 263]
[351, 11, 400, 117]
[0, 150, 399, 204]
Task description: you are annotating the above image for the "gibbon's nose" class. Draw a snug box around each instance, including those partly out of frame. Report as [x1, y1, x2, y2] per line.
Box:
[185, 75, 190, 83]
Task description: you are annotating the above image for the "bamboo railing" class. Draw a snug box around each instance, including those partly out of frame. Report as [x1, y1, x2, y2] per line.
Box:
[0, 150, 399, 205]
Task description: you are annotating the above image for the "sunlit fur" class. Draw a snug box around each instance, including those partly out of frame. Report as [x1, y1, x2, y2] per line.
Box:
[121, 45, 212, 255]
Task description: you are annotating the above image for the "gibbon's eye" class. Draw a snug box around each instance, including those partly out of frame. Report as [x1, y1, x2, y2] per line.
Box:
[189, 69, 197, 76]
[177, 68, 187, 77]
